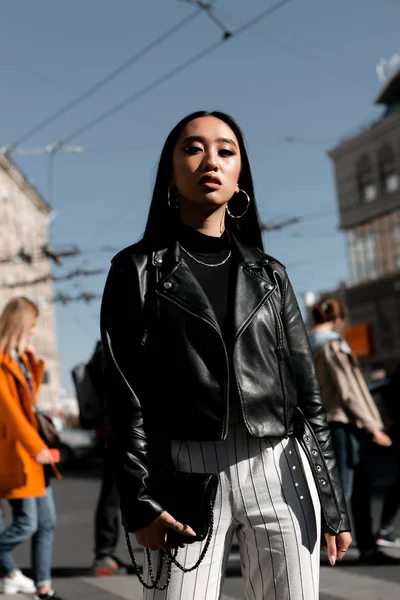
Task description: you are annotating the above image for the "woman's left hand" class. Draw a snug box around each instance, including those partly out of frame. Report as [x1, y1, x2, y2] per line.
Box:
[323, 531, 352, 566]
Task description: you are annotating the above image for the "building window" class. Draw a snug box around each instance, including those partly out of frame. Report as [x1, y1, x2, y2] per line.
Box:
[364, 232, 379, 277]
[378, 145, 399, 194]
[348, 229, 379, 283]
[356, 155, 377, 203]
[348, 230, 365, 282]
[42, 370, 50, 385]
[392, 223, 400, 243]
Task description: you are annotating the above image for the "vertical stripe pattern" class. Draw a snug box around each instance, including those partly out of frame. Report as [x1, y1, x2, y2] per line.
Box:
[143, 425, 320, 600]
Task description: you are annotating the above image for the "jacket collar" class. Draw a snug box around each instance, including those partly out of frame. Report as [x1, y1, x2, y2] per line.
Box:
[153, 233, 276, 339]
[152, 232, 272, 270]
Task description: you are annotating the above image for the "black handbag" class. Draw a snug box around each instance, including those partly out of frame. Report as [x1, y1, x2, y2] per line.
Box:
[35, 409, 60, 448]
[14, 355, 60, 449]
[124, 471, 218, 590]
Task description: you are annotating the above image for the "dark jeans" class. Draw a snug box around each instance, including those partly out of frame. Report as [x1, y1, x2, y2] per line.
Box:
[94, 450, 121, 559]
[351, 432, 379, 554]
[379, 444, 400, 536]
[329, 422, 360, 505]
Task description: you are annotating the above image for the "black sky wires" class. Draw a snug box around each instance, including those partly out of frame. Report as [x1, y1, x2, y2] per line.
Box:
[10, 8, 201, 148]
[59, 0, 291, 143]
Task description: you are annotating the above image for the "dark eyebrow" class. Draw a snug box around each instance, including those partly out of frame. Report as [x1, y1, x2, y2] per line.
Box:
[217, 137, 237, 147]
[181, 135, 237, 148]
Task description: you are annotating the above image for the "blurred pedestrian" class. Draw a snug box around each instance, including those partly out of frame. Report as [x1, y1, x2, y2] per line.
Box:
[375, 362, 400, 548]
[309, 298, 396, 564]
[309, 298, 391, 503]
[86, 341, 127, 576]
[0, 297, 63, 598]
[101, 111, 351, 600]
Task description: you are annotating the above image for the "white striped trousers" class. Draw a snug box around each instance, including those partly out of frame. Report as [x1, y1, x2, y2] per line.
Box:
[144, 424, 321, 600]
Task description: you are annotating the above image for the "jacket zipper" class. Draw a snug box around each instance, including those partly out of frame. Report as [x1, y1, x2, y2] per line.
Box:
[271, 300, 288, 431]
[156, 291, 230, 440]
[141, 330, 149, 347]
[231, 284, 277, 434]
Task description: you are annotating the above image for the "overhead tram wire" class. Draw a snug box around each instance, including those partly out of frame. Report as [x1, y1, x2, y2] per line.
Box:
[250, 30, 376, 92]
[10, 8, 201, 148]
[58, 0, 293, 144]
[182, 0, 232, 38]
[215, 4, 376, 92]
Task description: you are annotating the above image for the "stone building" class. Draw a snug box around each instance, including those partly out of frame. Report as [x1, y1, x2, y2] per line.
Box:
[328, 67, 400, 376]
[0, 153, 60, 412]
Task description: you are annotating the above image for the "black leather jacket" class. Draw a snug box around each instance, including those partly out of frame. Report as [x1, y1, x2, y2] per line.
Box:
[101, 235, 350, 535]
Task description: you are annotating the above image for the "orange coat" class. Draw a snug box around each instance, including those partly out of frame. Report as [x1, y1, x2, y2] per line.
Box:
[0, 352, 47, 499]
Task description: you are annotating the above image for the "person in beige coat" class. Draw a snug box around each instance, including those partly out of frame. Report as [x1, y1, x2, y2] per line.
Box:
[309, 298, 391, 503]
[309, 298, 397, 564]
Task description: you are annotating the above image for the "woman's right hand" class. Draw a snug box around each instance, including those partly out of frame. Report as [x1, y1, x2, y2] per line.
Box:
[135, 511, 196, 550]
[35, 448, 54, 464]
[372, 429, 392, 447]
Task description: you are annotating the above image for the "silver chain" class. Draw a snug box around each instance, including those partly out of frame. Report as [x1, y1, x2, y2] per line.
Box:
[180, 245, 231, 268]
[124, 502, 215, 590]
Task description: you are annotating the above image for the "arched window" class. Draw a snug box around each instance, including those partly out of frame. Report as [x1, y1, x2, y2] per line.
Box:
[378, 144, 399, 194]
[356, 155, 377, 203]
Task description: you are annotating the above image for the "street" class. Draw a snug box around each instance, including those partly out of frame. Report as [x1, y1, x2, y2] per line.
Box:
[4, 464, 400, 600]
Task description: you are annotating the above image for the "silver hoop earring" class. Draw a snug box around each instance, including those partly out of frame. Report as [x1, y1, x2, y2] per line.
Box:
[226, 189, 250, 219]
[167, 187, 178, 209]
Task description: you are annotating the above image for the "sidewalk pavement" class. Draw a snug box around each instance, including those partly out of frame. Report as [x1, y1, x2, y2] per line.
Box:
[2, 545, 400, 600]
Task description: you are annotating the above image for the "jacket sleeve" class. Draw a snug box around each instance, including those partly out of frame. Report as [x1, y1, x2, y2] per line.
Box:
[100, 260, 164, 532]
[0, 376, 46, 458]
[317, 344, 383, 433]
[281, 274, 351, 533]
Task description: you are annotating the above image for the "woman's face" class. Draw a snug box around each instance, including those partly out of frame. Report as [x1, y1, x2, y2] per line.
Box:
[22, 314, 37, 350]
[171, 116, 242, 214]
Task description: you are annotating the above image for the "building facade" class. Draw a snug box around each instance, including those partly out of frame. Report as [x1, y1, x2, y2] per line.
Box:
[329, 68, 400, 376]
[0, 154, 61, 412]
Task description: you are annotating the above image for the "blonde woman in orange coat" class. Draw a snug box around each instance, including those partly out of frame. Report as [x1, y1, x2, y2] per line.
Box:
[0, 297, 62, 599]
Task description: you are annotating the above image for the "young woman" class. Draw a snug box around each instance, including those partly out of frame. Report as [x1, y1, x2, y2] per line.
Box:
[101, 111, 352, 600]
[0, 297, 62, 599]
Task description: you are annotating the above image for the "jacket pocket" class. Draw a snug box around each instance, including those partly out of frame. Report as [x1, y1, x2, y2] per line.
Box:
[0, 439, 27, 494]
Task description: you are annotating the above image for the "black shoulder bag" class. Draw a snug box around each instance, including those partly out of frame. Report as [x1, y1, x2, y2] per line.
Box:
[123, 259, 219, 590]
[124, 472, 218, 590]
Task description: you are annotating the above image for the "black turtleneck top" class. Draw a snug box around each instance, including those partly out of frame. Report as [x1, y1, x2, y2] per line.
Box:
[178, 224, 241, 425]
[178, 224, 233, 331]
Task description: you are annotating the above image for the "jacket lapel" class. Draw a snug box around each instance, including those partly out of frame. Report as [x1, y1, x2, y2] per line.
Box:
[233, 263, 275, 341]
[154, 243, 219, 328]
[231, 237, 276, 341]
[1, 354, 28, 390]
[0, 354, 36, 422]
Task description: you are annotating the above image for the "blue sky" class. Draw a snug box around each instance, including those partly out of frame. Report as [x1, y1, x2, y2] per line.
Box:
[1, 0, 399, 395]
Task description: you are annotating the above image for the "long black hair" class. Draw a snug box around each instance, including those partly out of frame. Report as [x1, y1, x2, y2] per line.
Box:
[142, 111, 264, 250]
